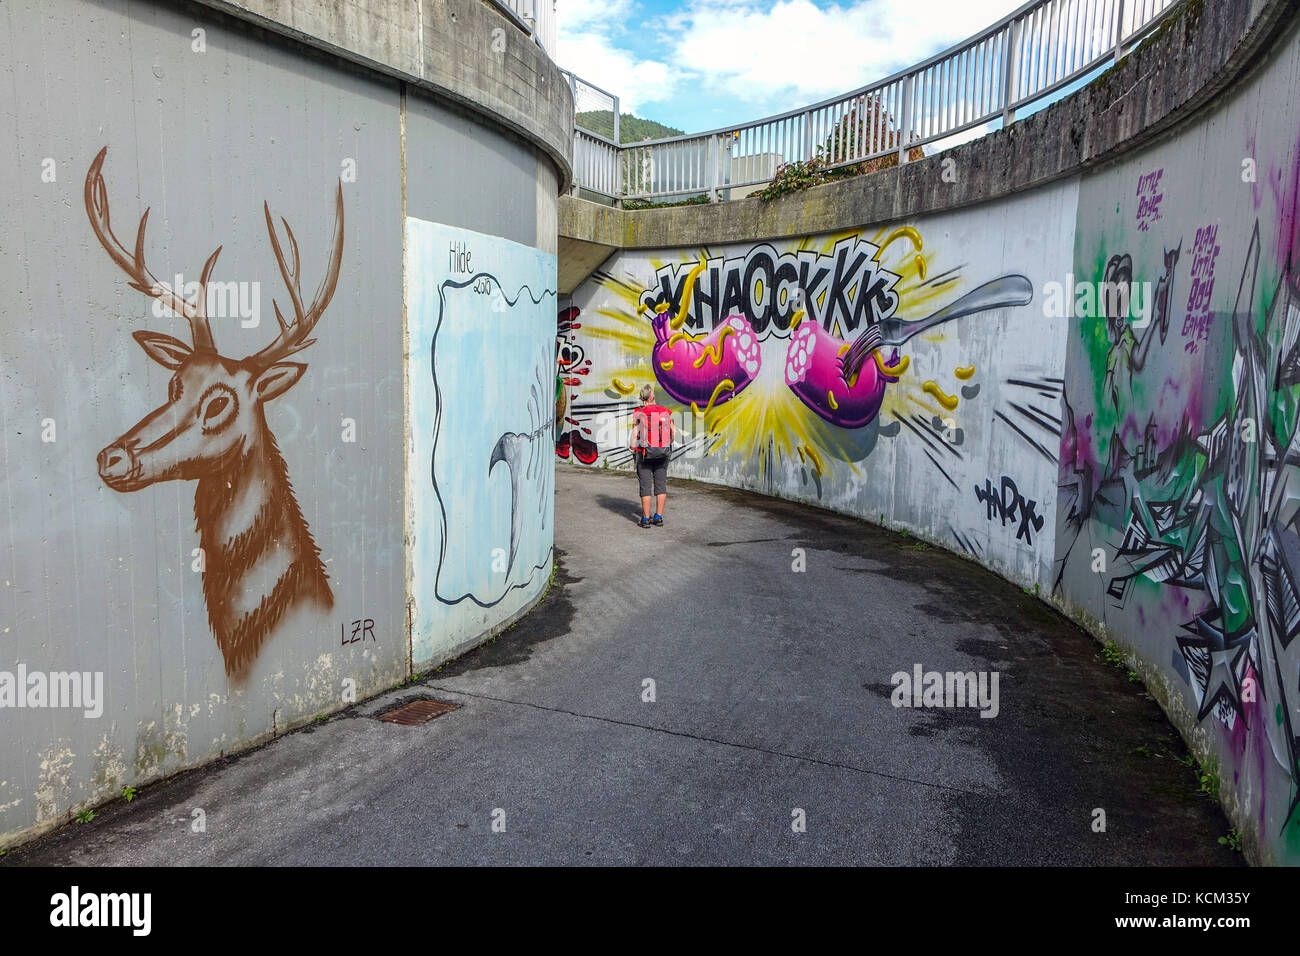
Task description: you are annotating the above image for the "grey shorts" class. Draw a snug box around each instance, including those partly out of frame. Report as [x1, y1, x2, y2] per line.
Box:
[636, 452, 668, 497]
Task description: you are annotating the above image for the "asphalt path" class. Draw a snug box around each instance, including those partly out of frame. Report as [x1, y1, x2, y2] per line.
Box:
[7, 465, 1238, 865]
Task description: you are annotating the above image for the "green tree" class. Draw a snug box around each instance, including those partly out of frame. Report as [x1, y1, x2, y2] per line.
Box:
[575, 111, 684, 144]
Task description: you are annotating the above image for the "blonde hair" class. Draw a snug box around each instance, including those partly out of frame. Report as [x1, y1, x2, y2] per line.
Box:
[639, 384, 655, 404]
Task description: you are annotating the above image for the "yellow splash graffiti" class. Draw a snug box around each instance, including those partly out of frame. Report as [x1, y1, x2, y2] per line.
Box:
[954, 365, 976, 380]
[877, 226, 927, 285]
[691, 378, 736, 417]
[922, 381, 959, 410]
[668, 260, 708, 329]
[692, 325, 736, 367]
[610, 378, 636, 395]
[579, 282, 658, 404]
[702, 365, 866, 482]
[873, 352, 910, 376]
[801, 445, 824, 477]
[879, 226, 922, 255]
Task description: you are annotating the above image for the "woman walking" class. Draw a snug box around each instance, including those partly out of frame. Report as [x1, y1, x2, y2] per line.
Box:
[629, 384, 675, 528]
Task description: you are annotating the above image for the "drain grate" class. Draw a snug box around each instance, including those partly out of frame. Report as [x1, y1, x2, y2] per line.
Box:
[375, 697, 460, 725]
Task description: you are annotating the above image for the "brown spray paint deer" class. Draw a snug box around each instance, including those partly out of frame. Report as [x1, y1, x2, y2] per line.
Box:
[86, 147, 344, 680]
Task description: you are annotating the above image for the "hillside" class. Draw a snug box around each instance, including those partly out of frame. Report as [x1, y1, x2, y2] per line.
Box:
[575, 110, 684, 144]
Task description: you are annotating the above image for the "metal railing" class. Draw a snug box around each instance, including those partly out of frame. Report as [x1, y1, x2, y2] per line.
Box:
[489, 0, 557, 58]
[568, 0, 1180, 202]
[560, 70, 621, 143]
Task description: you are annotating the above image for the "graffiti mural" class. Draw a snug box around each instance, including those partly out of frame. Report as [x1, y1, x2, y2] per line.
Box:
[566, 189, 1075, 586]
[86, 147, 341, 680]
[1056, 106, 1300, 854]
[975, 474, 1046, 545]
[556, 306, 599, 463]
[406, 218, 556, 663]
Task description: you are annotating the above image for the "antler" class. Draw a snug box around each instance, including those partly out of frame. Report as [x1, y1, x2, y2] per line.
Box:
[84, 147, 219, 352]
[247, 183, 344, 370]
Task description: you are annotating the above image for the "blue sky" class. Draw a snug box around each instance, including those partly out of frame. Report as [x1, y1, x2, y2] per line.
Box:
[555, 0, 1031, 135]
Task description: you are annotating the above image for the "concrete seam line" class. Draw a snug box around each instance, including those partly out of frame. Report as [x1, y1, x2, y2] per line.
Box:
[401, 80, 413, 680]
[425, 684, 987, 798]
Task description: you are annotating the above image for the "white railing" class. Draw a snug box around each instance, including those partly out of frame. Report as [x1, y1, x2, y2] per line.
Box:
[568, 0, 1180, 202]
[574, 129, 622, 199]
[560, 70, 625, 200]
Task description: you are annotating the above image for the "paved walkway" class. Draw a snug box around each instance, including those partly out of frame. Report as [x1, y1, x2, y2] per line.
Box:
[8, 466, 1237, 865]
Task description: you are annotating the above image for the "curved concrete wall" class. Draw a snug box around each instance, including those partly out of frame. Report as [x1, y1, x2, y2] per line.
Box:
[0, 0, 562, 847]
[563, 0, 1300, 863]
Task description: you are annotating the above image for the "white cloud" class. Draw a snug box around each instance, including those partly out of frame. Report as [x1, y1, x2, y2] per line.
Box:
[556, 0, 635, 32]
[555, 0, 682, 115]
[557, 0, 1029, 124]
[557, 29, 678, 116]
[672, 0, 1028, 116]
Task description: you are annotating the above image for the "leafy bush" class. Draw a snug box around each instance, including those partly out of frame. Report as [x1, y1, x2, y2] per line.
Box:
[622, 194, 712, 210]
[757, 95, 925, 201]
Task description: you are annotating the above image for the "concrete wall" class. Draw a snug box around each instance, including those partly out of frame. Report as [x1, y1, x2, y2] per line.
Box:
[0, 0, 564, 848]
[1054, 14, 1300, 865]
[564, 190, 1076, 590]
[190, 0, 573, 183]
[564, 1, 1300, 863]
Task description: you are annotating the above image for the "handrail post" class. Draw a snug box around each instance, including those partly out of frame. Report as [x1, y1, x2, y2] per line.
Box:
[897, 72, 914, 164]
[571, 130, 580, 197]
[568, 70, 580, 196]
[616, 141, 626, 205]
[1114, 0, 1127, 63]
[612, 92, 620, 147]
[802, 110, 813, 162]
[612, 149, 623, 209]
[709, 134, 719, 202]
[1002, 17, 1021, 126]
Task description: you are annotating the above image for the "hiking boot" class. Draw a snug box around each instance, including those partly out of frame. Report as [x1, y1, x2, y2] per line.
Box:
[639, 516, 651, 528]
[652, 514, 664, 526]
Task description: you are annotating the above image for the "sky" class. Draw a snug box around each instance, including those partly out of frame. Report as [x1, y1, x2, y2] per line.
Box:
[555, 0, 1032, 136]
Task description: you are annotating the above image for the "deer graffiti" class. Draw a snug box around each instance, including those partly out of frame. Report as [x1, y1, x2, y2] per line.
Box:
[86, 147, 344, 680]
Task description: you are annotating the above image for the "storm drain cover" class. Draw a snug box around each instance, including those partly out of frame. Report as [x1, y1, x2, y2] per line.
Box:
[375, 697, 460, 725]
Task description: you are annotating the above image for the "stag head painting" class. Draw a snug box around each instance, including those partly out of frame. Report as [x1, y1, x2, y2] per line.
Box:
[86, 147, 343, 680]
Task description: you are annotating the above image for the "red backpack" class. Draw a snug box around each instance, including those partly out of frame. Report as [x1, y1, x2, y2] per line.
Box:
[634, 404, 674, 461]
